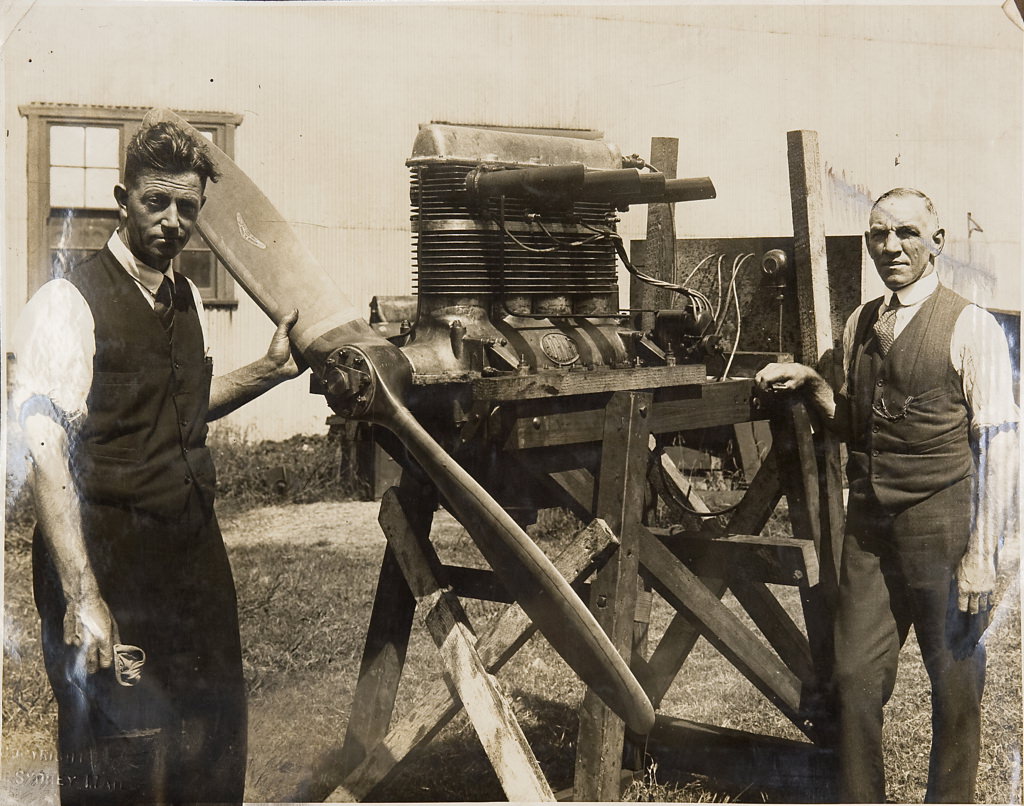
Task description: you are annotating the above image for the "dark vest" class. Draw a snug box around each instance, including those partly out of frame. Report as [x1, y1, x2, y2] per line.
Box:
[68, 246, 217, 520]
[845, 282, 974, 511]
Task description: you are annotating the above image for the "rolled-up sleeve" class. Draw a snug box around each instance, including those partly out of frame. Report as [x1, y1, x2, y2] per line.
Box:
[11, 279, 95, 427]
[953, 305, 1020, 432]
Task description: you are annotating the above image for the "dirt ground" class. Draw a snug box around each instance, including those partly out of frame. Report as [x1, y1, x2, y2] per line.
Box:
[220, 500, 394, 551]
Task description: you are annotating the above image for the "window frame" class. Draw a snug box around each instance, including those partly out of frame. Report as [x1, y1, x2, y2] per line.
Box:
[20, 103, 244, 307]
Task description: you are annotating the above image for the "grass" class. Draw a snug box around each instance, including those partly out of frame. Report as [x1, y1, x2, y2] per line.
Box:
[3, 434, 1022, 803]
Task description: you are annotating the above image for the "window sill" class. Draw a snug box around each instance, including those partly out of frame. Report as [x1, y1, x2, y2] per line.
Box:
[203, 298, 239, 310]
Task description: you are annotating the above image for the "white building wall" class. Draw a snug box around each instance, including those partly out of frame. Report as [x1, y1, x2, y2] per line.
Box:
[4, 2, 1020, 440]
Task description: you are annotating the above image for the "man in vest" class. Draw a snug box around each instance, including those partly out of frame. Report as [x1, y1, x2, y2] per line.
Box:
[755, 188, 1019, 802]
[12, 122, 306, 804]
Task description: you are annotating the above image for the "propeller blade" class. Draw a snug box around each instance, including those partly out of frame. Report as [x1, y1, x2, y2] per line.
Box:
[142, 108, 655, 734]
[369, 369, 654, 733]
[141, 107, 366, 371]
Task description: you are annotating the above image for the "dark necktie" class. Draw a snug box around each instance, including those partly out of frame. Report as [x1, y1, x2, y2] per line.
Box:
[872, 297, 902, 355]
[154, 275, 175, 330]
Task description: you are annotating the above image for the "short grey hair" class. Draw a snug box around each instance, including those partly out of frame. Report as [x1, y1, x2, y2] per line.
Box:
[872, 187, 940, 230]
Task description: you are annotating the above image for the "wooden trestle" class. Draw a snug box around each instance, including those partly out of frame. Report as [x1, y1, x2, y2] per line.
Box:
[305, 129, 846, 802]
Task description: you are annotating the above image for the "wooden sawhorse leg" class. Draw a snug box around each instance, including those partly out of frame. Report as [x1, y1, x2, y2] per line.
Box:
[329, 518, 620, 801]
[350, 483, 555, 801]
[574, 391, 653, 801]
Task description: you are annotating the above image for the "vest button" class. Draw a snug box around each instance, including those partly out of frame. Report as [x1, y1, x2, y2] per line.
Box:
[872, 426, 879, 433]
[876, 379, 885, 387]
[184, 476, 192, 485]
[871, 449, 879, 456]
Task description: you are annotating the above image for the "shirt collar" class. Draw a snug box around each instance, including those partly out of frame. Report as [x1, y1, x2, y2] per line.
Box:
[885, 270, 938, 308]
[107, 230, 173, 296]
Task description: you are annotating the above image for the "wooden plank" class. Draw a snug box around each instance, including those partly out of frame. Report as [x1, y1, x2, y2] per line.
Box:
[331, 519, 620, 803]
[333, 484, 423, 782]
[507, 379, 761, 449]
[733, 422, 762, 484]
[650, 529, 818, 588]
[546, 467, 597, 514]
[375, 486, 555, 802]
[651, 434, 712, 514]
[445, 565, 514, 603]
[575, 392, 653, 801]
[646, 716, 836, 798]
[631, 136, 679, 333]
[728, 576, 816, 686]
[641, 450, 784, 706]
[786, 130, 833, 364]
[769, 401, 838, 720]
[473, 363, 704, 402]
[638, 525, 807, 730]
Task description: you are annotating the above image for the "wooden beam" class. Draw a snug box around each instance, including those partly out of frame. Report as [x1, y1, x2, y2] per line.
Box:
[728, 576, 816, 686]
[507, 379, 762, 450]
[787, 130, 833, 364]
[650, 529, 818, 588]
[638, 526, 807, 731]
[473, 364, 704, 402]
[333, 485, 423, 783]
[646, 716, 836, 798]
[330, 520, 620, 803]
[575, 392, 653, 801]
[641, 450, 785, 707]
[375, 487, 554, 802]
[632, 136, 679, 333]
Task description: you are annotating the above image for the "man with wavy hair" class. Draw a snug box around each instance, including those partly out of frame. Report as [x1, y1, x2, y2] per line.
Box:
[756, 188, 1018, 802]
[13, 121, 305, 805]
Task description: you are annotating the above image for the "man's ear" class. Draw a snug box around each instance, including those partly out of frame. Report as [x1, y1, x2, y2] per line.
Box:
[931, 228, 945, 257]
[113, 183, 128, 211]
[199, 194, 207, 210]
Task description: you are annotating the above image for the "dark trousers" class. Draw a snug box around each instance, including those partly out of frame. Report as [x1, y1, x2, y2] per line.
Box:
[33, 501, 247, 806]
[834, 477, 987, 803]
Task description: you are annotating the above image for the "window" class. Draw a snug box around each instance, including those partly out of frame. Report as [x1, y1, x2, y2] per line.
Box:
[20, 104, 243, 307]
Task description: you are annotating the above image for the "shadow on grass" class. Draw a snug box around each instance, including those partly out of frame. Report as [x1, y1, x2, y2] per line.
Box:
[295, 687, 833, 803]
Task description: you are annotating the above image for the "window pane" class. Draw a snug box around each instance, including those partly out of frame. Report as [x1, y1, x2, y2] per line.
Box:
[50, 248, 96, 276]
[50, 126, 84, 167]
[85, 126, 120, 168]
[48, 212, 118, 251]
[50, 166, 84, 207]
[197, 129, 215, 141]
[84, 168, 120, 209]
[175, 250, 213, 289]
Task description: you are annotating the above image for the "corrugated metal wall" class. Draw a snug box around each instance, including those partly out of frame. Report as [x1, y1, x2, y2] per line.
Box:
[5, 3, 1021, 440]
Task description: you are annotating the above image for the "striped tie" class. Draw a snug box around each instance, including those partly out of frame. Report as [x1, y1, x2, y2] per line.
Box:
[154, 276, 175, 330]
[872, 298, 902, 355]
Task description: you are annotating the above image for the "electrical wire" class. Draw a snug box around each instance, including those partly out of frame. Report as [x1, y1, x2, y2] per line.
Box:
[714, 253, 725, 322]
[718, 252, 755, 380]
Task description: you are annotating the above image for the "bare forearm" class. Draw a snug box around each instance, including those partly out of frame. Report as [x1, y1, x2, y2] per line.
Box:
[208, 357, 291, 422]
[24, 414, 99, 601]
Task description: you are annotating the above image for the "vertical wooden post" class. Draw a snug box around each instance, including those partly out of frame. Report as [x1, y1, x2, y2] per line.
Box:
[787, 130, 833, 365]
[574, 391, 653, 801]
[631, 137, 678, 333]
